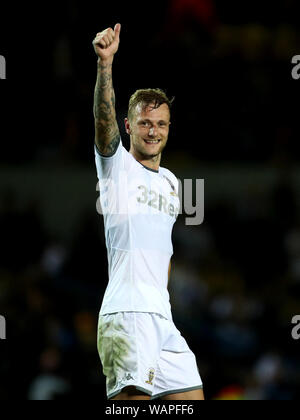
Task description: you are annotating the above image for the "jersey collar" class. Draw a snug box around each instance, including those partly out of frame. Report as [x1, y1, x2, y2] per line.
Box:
[136, 160, 159, 173]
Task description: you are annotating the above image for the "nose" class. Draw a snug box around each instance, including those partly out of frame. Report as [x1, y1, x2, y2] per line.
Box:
[148, 126, 158, 137]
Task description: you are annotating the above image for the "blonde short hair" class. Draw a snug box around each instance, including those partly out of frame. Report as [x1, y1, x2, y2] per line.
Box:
[128, 88, 174, 122]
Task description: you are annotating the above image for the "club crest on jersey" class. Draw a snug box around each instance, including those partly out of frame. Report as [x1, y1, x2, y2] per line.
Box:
[145, 368, 155, 385]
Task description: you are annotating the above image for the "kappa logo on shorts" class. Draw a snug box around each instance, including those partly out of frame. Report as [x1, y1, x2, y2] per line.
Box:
[117, 372, 134, 388]
[145, 368, 155, 385]
[121, 372, 134, 382]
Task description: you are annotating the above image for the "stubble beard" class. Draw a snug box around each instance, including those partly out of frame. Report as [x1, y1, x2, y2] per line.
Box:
[134, 138, 167, 162]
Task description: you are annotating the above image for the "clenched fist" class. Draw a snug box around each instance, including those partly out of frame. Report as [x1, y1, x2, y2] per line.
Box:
[92, 23, 121, 62]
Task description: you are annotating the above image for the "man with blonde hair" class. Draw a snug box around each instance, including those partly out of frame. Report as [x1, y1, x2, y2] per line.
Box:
[93, 23, 204, 401]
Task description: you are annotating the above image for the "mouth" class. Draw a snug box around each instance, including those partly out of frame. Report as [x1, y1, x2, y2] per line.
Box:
[143, 139, 161, 145]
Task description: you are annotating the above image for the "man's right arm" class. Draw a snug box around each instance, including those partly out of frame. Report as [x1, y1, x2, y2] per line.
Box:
[92, 24, 121, 156]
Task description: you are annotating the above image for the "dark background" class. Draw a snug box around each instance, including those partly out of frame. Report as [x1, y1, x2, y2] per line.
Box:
[0, 0, 300, 400]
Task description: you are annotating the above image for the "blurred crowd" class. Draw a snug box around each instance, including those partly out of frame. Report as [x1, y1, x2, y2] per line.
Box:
[1, 0, 300, 166]
[0, 168, 299, 401]
[1, 0, 300, 401]
[170, 171, 300, 400]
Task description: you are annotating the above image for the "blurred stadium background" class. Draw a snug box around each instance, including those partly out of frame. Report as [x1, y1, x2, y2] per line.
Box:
[1, 0, 300, 400]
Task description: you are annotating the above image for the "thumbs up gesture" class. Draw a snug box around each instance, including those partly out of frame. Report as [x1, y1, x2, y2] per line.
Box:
[92, 23, 121, 62]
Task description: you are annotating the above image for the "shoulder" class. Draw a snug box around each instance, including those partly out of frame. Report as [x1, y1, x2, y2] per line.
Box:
[160, 167, 179, 192]
[95, 136, 133, 164]
[95, 137, 136, 179]
[160, 166, 178, 182]
[95, 135, 122, 159]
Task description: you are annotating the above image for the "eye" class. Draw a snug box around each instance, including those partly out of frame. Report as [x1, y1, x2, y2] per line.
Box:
[159, 122, 167, 127]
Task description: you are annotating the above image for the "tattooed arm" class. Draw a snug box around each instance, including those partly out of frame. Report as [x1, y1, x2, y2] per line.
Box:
[92, 24, 121, 156]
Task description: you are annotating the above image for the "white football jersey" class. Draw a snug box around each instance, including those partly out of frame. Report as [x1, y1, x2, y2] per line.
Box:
[95, 138, 180, 320]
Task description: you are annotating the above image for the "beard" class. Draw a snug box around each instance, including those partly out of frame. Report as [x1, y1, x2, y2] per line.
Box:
[133, 137, 167, 160]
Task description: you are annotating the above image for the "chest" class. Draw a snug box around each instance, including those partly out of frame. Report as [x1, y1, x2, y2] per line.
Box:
[128, 169, 180, 220]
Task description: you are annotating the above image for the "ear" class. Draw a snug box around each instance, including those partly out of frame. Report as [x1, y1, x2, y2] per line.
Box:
[124, 118, 131, 135]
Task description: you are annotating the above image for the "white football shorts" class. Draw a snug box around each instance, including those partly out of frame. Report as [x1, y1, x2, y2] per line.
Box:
[97, 312, 203, 399]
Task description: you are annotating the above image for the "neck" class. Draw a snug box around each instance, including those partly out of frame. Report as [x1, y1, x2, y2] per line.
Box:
[129, 147, 161, 171]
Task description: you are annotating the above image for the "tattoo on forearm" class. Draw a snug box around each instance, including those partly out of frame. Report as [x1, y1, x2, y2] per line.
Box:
[94, 61, 120, 155]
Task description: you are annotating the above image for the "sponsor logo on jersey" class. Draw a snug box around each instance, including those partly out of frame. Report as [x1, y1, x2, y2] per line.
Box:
[137, 185, 179, 218]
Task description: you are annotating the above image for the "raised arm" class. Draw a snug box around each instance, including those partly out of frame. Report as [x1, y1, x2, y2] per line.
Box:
[92, 23, 121, 156]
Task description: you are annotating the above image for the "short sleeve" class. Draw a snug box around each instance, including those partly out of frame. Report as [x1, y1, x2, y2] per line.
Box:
[94, 137, 125, 182]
